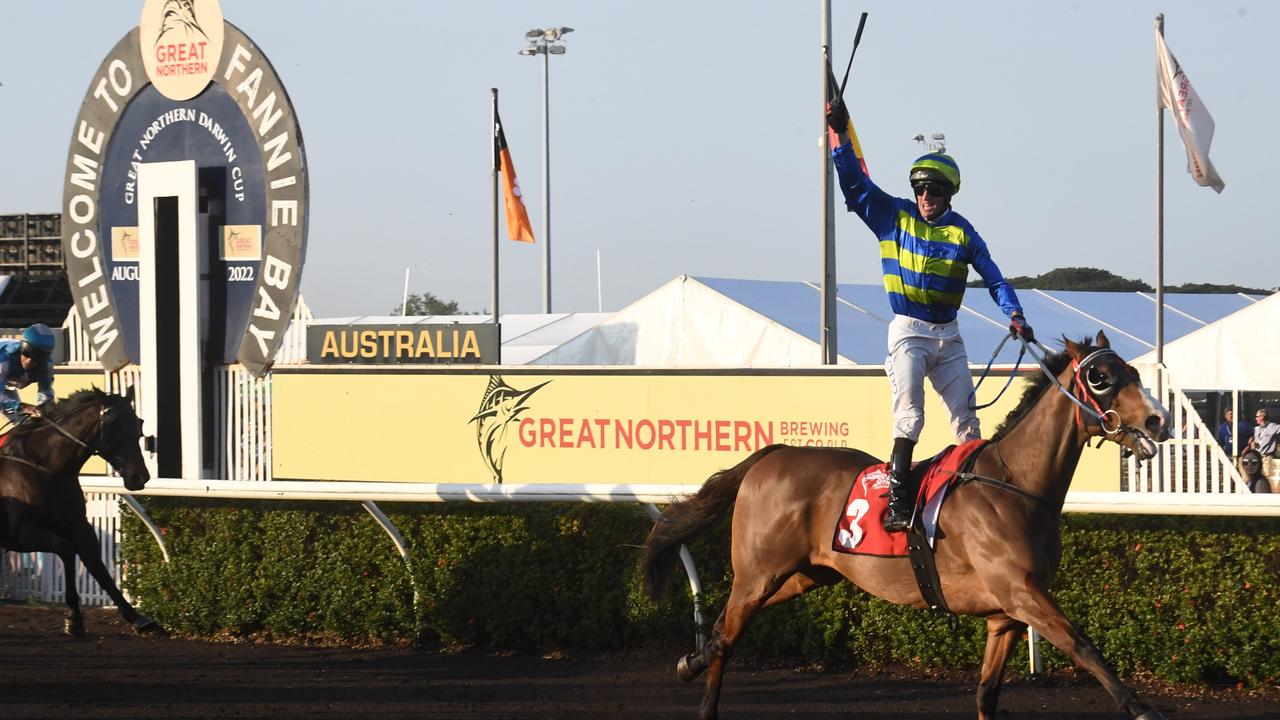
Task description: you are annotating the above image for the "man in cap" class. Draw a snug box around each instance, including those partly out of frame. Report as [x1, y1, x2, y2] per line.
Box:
[0, 323, 57, 425]
[826, 98, 1033, 533]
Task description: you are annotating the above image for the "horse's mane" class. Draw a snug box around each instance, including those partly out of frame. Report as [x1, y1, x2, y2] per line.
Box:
[8, 388, 111, 442]
[988, 339, 1089, 442]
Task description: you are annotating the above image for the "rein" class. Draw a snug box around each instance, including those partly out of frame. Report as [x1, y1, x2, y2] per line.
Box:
[969, 333, 1027, 411]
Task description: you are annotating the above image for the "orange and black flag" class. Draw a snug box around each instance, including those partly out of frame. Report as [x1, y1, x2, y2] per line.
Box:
[825, 63, 869, 177]
[495, 111, 536, 243]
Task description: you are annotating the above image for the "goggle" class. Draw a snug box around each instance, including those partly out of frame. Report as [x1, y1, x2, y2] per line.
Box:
[20, 344, 48, 360]
[912, 182, 951, 198]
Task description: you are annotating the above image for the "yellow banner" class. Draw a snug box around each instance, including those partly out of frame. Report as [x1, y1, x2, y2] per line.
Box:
[271, 370, 1119, 490]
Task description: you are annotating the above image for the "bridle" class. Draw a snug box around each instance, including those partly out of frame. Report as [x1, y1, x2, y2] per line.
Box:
[1018, 338, 1162, 456]
[956, 336, 1153, 505]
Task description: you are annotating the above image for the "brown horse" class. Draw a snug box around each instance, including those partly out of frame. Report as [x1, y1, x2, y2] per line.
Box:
[643, 333, 1172, 720]
[0, 388, 157, 636]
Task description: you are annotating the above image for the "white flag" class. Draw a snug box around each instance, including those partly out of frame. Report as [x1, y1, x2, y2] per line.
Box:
[1156, 30, 1225, 193]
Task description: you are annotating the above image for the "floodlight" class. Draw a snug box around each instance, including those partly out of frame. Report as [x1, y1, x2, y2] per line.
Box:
[548, 45, 566, 55]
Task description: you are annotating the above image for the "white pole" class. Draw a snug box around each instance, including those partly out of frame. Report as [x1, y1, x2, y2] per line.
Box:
[596, 249, 603, 312]
[401, 267, 410, 316]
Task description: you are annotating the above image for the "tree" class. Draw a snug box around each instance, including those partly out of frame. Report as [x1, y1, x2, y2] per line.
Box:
[394, 292, 464, 316]
[968, 266, 1273, 295]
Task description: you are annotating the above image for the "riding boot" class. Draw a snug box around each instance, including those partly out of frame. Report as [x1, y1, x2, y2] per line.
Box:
[883, 437, 917, 533]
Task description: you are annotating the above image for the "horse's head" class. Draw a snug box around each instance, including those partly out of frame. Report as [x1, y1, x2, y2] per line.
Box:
[1064, 331, 1171, 460]
[97, 387, 151, 492]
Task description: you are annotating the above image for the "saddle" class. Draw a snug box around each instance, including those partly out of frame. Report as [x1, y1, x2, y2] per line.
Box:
[832, 439, 989, 611]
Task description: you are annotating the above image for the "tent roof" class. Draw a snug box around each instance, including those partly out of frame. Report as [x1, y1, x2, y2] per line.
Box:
[533, 275, 1262, 367]
[1133, 291, 1280, 391]
[693, 277, 1260, 365]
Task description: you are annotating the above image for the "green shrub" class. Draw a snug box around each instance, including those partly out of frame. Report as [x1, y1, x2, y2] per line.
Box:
[120, 502, 1279, 687]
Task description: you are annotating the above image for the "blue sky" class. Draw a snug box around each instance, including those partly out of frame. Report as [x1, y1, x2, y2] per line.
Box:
[1, 1, 1274, 318]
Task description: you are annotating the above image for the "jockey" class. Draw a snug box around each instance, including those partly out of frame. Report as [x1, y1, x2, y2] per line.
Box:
[826, 98, 1034, 533]
[0, 323, 57, 426]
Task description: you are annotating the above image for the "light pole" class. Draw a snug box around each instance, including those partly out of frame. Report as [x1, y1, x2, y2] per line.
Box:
[520, 26, 572, 314]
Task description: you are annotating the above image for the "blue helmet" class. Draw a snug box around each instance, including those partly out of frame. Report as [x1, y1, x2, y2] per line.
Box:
[20, 323, 55, 358]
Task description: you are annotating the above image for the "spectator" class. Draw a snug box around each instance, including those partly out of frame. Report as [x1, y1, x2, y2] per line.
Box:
[1249, 408, 1280, 483]
[1238, 449, 1272, 494]
[1217, 408, 1252, 456]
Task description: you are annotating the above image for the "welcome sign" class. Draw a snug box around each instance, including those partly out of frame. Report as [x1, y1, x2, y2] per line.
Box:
[61, 0, 306, 375]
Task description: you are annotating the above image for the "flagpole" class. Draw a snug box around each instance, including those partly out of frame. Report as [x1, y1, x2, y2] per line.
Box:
[820, 0, 837, 365]
[491, 88, 501, 329]
[1155, 15, 1164, 381]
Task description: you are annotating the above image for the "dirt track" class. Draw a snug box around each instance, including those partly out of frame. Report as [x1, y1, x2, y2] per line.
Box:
[1, 602, 1276, 719]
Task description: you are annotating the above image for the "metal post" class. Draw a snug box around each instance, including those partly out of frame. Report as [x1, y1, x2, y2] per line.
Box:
[1154, 15, 1166, 487]
[491, 88, 500, 328]
[542, 46, 552, 314]
[1155, 15, 1165, 383]
[820, 0, 837, 365]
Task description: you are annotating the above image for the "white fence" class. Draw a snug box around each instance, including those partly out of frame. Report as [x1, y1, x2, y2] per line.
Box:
[1126, 363, 1247, 494]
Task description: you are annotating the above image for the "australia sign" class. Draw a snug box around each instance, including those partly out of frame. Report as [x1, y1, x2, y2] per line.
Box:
[61, 0, 307, 375]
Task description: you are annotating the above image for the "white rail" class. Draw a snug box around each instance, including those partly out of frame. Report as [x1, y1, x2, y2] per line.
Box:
[72, 477, 1280, 516]
[1126, 364, 1247, 494]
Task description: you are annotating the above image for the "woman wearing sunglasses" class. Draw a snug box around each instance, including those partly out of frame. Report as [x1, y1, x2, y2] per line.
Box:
[0, 323, 56, 426]
[826, 98, 1033, 533]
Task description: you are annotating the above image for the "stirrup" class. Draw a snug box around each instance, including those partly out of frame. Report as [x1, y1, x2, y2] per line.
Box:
[883, 506, 914, 533]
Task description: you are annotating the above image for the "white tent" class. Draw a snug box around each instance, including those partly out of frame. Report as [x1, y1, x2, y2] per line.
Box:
[533, 275, 837, 366]
[533, 275, 1259, 368]
[1133, 291, 1280, 391]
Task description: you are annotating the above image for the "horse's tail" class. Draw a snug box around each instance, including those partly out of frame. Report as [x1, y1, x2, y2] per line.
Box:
[641, 444, 785, 601]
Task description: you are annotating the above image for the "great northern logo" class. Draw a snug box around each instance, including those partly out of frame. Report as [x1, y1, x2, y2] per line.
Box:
[140, 0, 225, 101]
[470, 375, 549, 483]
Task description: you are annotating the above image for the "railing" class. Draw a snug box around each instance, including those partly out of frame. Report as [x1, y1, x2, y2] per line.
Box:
[1126, 363, 1246, 494]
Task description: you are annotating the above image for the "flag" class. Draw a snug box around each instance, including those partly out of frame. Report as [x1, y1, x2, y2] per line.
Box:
[495, 111, 536, 242]
[1156, 29, 1225, 193]
[825, 64, 869, 177]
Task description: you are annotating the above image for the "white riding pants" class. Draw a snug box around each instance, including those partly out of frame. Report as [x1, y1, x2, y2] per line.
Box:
[885, 315, 980, 443]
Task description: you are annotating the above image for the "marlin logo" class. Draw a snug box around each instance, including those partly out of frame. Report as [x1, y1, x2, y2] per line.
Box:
[156, 0, 209, 45]
[470, 375, 549, 483]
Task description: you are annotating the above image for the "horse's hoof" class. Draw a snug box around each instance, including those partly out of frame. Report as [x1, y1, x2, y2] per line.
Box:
[63, 617, 86, 637]
[676, 652, 704, 682]
[1134, 712, 1168, 720]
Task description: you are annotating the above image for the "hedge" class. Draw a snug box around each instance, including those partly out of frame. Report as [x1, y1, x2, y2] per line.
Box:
[120, 501, 1279, 687]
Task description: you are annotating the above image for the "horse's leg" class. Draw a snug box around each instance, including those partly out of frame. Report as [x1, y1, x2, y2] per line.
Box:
[691, 570, 792, 720]
[976, 614, 1026, 720]
[678, 568, 833, 682]
[1008, 578, 1166, 720]
[54, 545, 86, 637]
[71, 520, 158, 632]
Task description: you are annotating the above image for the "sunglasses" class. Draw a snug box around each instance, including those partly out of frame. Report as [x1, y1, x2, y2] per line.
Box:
[913, 182, 950, 198]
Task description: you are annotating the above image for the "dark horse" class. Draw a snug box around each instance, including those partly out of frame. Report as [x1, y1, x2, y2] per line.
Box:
[643, 333, 1172, 720]
[0, 387, 157, 636]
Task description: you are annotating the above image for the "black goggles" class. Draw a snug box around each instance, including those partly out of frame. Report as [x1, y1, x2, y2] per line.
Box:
[20, 345, 48, 360]
[912, 182, 951, 198]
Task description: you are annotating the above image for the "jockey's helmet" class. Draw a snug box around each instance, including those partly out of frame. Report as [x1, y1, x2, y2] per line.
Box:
[909, 153, 961, 195]
[20, 323, 55, 359]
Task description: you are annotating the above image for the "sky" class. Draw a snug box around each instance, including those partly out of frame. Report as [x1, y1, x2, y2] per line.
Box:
[1, 1, 1276, 319]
